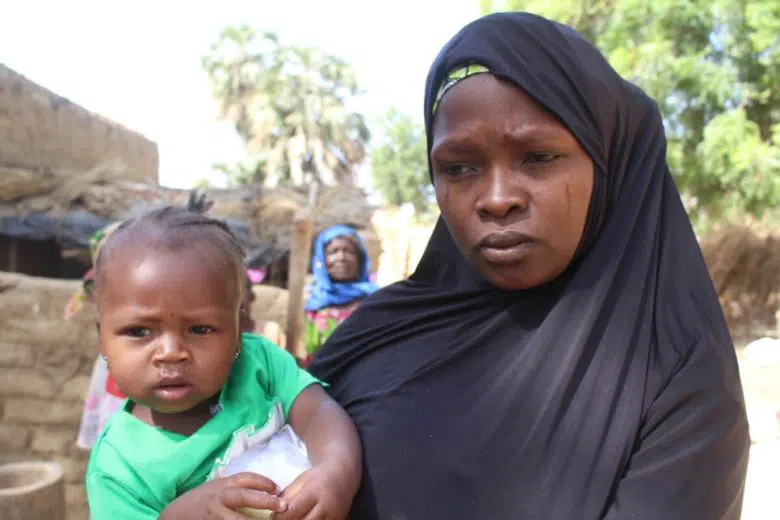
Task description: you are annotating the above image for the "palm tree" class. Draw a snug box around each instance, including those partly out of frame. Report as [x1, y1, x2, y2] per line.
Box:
[203, 26, 370, 187]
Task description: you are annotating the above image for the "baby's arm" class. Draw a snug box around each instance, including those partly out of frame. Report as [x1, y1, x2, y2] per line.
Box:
[289, 384, 361, 480]
[277, 384, 362, 520]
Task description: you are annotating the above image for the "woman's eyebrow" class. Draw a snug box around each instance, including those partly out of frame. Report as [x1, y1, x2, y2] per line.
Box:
[503, 123, 571, 144]
[432, 124, 571, 155]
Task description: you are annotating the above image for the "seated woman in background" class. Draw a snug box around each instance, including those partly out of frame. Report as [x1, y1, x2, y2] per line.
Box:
[303, 224, 378, 365]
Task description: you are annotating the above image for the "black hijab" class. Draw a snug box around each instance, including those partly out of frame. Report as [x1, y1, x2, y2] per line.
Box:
[310, 12, 749, 520]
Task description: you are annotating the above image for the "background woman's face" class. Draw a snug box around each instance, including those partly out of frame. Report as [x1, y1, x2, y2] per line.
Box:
[430, 74, 594, 291]
[325, 236, 361, 282]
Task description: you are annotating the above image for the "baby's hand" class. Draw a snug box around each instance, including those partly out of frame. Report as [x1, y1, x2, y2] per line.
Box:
[274, 464, 355, 520]
[160, 472, 287, 520]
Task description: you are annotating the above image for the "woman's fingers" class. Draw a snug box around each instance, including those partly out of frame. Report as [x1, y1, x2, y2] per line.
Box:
[274, 490, 316, 520]
[220, 487, 288, 514]
[225, 472, 280, 494]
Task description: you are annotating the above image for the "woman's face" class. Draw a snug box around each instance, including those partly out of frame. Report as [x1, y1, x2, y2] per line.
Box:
[430, 74, 594, 291]
[325, 236, 361, 282]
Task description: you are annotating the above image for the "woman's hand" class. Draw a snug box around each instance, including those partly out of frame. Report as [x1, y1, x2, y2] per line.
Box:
[159, 472, 288, 520]
[275, 463, 356, 520]
[284, 385, 362, 519]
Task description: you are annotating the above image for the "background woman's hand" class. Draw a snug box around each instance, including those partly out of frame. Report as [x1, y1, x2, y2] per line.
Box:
[159, 472, 288, 520]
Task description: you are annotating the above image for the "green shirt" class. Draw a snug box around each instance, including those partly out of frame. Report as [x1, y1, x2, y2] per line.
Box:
[85, 334, 320, 519]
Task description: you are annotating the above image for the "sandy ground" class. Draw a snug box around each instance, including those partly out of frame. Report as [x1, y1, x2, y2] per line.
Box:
[742, 442, 780, 520]
[737, 340, 780, 520]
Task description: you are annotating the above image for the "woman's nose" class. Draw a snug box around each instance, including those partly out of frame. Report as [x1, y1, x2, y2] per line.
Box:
[476, 168, 529, 220]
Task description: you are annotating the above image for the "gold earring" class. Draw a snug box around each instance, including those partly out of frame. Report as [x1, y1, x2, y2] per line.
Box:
[234, 344, 241, 360]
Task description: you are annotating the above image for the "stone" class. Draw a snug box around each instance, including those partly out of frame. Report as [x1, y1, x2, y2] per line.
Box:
[0, 423, 31, 452]
[50, 456, 87, 484]
[31, 427, 78, 455]
[0, 367, 57, 398]
[3, 398, 81, 426]
[0, 343, 35, 367]
[59, 375, 92, 401]
[65, 483, 86, 507]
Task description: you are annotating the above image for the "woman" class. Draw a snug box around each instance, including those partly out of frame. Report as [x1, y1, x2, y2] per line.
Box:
[67, 221, 127, 450]
[306, 13, 749, 520]
[303, 224, 378, 363]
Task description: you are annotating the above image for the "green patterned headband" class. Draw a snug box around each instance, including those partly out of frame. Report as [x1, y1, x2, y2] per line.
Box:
[432, 63, 491, 114]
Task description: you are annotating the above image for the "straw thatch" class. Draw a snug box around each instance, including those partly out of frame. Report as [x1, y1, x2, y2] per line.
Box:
[0, 161, 380, 268]
[700, 223, 780, 341]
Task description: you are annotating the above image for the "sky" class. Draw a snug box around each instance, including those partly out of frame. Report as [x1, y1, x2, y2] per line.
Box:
[0, 0, 479, 188]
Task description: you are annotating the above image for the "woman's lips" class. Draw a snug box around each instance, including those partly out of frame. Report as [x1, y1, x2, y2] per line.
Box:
[478, 230, 535, 264]
[480, 241, 535, 264]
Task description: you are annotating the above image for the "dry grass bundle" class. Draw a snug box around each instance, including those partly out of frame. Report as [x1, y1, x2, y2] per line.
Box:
[700, 223, 780, 339]
[2, 167, 379, 266]
[250, 285, 289, 331]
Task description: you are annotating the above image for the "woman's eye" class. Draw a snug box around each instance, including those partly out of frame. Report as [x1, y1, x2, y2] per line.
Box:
[122, 327, 150, 338]
[525, 152, 562, 164]
[190, 325, 216, 335]
[440, 164, 476, 177]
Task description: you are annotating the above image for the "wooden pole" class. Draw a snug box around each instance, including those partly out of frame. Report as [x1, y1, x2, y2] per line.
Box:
[285, 205, 315, 360]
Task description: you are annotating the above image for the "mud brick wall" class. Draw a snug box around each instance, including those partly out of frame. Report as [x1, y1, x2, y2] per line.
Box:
[0, 63, 158, 183]
[0, 272, 96, 519]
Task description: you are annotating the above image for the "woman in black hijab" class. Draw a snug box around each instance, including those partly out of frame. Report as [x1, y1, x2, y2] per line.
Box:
[308, 11, 750, 520]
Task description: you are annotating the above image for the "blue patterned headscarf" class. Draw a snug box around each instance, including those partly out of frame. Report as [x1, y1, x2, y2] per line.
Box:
[304, 224, 379, 312]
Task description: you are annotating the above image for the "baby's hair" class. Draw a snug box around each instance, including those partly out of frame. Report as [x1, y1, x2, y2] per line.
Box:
[93, 194, 246, 304]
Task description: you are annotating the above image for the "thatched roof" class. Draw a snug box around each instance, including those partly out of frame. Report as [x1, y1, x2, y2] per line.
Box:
[0, 161, 379, 267]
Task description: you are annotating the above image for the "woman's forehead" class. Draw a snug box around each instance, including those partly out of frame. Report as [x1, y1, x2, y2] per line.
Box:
[431, 74, 573, 147]
[326, 235, 359, 250]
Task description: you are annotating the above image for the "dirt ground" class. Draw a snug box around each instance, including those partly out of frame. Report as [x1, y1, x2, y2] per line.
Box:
[736, 341, 780, 520]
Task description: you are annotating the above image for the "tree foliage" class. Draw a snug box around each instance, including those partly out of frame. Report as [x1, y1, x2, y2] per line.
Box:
[481, 0, 780, 221]
[370, 107, 435, 217]
[202, 25, 370, 187]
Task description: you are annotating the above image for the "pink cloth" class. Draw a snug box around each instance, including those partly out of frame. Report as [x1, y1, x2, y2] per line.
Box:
[76, 357, 125, 449]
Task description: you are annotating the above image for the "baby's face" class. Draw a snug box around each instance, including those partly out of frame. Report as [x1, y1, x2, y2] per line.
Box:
[96, 244, 241, 415]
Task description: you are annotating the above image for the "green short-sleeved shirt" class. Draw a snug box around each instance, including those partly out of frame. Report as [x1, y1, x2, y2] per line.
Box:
[85, 333, 321, 519]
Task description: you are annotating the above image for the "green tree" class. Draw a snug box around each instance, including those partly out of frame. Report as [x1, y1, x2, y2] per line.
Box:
[370, 107, 435, 217]
[202, 25, 370, 187]
[481, 0, 780, 223]
[211, 160, 266, 186]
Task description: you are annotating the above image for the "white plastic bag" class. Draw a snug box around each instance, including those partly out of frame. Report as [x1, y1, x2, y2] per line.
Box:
[217, 424, 312, 519]
[219, 424, 311, 489]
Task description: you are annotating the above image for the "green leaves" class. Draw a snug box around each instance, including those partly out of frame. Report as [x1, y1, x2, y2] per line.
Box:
[202, 26, 369, 187]
[370, 107, 434, 218]
[481, 0, 780, 223]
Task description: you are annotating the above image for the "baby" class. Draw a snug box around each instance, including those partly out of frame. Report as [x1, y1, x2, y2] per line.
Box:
[85, 206, 361, 519]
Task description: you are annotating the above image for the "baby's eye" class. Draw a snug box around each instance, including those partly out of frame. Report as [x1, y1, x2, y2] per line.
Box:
[122, 327, 150, 338]
[190, 325, 216, 335]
